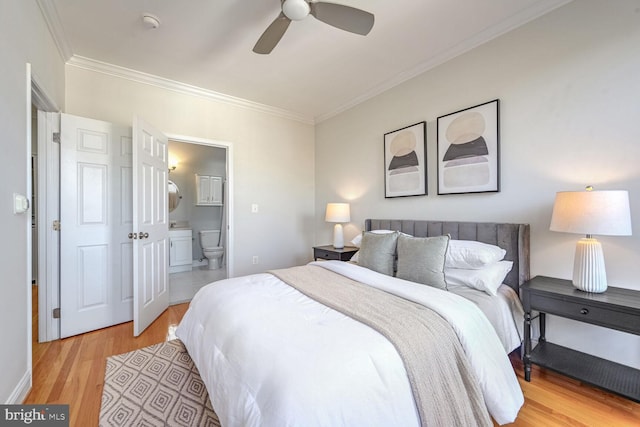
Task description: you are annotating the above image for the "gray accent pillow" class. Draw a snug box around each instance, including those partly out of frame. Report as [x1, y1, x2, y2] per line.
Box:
[358, 231, 399, 276]
[396, 234, 449, 289]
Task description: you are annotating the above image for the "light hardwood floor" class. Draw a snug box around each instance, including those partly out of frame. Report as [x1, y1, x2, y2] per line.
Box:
[26, 287, 640, 427]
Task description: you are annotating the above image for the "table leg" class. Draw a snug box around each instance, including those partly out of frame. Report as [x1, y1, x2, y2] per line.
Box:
[524, 311, 532, 382]
[539, 312, 546, 342]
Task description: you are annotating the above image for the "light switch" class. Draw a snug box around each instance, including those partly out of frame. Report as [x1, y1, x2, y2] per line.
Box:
[13, 193, 29, 214]
[251, 203, 259, 213]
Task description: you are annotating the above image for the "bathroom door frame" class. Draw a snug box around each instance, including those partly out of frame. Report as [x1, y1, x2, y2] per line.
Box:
[166, 133, 234, 279]
[33, 74, 61, 345]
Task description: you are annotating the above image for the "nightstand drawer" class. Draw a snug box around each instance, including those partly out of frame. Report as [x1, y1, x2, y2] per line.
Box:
[315, 249, 338, 260]
[313, 245, 358, 261]
[530, 293, 639, 333]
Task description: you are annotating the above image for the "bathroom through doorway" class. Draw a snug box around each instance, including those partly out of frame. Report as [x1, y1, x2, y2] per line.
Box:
[166, 136, 233, 304]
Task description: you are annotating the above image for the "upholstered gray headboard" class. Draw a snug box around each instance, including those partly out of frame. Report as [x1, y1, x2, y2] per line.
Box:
[365, 219, 530, 294]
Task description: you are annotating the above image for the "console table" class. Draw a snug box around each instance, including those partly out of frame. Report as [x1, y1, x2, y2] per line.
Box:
[521, 276, 640, 402]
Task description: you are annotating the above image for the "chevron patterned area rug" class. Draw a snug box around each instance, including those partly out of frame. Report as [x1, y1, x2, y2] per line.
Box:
[100, 339, 220, 427]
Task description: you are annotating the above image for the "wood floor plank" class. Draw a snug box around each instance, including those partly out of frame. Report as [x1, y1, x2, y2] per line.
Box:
[511, 355, 640, 426]
[25, 300, 640, 427]
[24, 303, 189, 426]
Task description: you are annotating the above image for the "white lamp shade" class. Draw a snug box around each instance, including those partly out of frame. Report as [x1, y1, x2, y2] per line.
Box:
[550, 190, 632, 236]
[325, 203, 351, 223]
[550, 189, 632, 293]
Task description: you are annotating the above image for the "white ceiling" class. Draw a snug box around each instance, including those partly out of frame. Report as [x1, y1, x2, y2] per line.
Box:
[42, 0, 570, 122]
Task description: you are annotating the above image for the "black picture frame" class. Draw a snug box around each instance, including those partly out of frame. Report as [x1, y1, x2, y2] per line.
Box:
[384, 121, 427, 198]
[437, 99, 500, 195]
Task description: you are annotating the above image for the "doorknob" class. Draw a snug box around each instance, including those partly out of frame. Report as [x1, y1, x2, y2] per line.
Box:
[140, 232, 149, 239]
[128, 232, 138, 239]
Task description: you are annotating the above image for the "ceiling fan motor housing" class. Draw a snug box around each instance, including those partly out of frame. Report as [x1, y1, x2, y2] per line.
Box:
[282, 0, 310, 20]
[253, 0, 374, 54]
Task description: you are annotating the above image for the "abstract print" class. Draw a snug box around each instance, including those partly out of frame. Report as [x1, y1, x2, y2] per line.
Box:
[437, 100, 499, 194]
[384, 122, 427, 198]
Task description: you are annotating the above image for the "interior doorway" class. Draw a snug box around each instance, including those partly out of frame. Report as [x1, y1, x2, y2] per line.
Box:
[33, 110, 234, 342]
[166, 136, 233, 304]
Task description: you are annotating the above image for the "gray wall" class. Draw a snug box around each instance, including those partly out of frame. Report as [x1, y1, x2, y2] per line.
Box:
[315, 0, 640, 368]
[1, 0, 66, 403]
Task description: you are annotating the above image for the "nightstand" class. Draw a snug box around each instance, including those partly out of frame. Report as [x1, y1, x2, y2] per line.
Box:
[521, 276, 640, 402]
[313, 245, 358, 261]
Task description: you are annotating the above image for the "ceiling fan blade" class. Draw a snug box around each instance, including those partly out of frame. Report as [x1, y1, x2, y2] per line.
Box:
[253, 12, 291, 54]
[309, 1, 374, 36]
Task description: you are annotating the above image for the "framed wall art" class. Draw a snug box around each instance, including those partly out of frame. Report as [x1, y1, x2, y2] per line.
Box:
[437, 99, 500, 195]
[384, 121, 427, 198]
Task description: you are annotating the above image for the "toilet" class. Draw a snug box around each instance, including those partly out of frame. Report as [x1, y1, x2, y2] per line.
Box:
[199, 230, 224, 270]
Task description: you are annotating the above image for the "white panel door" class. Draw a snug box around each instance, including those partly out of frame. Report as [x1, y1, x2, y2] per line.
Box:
[60, 114, 133, 338]
[133, 116, 169, 336]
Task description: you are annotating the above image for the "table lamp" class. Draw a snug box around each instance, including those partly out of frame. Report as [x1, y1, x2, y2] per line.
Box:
[549, 187, 632, 293]
[325, 203, 350, 249]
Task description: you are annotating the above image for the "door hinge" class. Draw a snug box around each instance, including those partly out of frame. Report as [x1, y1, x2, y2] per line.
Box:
[52, 220, 61, 231]
[52, 132, 60, 143]
[53, 308, 60, 319]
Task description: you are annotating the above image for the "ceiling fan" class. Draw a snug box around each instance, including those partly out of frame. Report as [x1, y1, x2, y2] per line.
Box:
[253, 0, 375, 54]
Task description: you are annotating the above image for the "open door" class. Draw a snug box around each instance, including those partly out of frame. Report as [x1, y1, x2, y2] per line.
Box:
[133, 116, 169, 336]
[59, 114, 134, 338]
[58, 114, 169, 338]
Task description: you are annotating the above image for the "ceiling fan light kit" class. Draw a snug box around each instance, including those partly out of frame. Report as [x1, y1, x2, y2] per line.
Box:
[253, 0, 374, 54]
[282, 0, 311, 20]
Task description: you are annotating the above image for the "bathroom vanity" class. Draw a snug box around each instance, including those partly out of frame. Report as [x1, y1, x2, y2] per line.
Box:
[169, 228, 193, 273]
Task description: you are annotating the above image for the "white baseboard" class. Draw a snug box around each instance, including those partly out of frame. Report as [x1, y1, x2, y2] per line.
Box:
[5, 370, 31, 404]
[192, 259, 207, 267]
[169, 264, 192, 274]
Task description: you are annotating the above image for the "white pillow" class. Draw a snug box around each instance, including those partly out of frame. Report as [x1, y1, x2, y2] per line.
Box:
[445, 240, 506, 269]
[351, 230, 398, 248]
[444, 261, 513, 296]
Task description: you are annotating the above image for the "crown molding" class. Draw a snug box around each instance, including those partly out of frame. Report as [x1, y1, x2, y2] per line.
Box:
[39, 0, 570, 125]
[316, 0, 572, 123]
[36, 0, 311, 123]
[67, 56, 314, 125]
[36, 0, 73, 62]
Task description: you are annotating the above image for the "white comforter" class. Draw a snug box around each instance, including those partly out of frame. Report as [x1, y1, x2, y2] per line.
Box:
[176, 261, 524, 426]
[448, 283, 525, 353]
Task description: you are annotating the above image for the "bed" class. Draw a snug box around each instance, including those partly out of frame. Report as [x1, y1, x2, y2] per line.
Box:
[364, 219, 530, 354]
[176, 219, 530, 427]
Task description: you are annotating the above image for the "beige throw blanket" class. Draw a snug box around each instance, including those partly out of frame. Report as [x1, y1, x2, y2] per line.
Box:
[270, 265, 492, 427]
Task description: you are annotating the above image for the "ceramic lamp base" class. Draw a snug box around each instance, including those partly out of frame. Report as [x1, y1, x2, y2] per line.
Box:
[572, 237, 607, 293]
[333, 223, 344, 249]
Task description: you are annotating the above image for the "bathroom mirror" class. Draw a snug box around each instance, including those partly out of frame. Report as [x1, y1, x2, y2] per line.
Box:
[168, 180, 181, 212]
